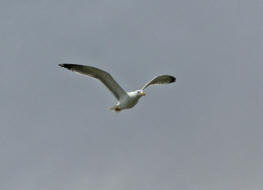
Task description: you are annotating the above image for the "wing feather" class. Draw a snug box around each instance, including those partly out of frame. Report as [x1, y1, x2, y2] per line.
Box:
[142, 75, 176, 90]
[59, 64, 127, 100]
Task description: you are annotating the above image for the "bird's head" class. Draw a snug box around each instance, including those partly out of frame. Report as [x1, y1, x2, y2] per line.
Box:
[136, 90, 146, 97]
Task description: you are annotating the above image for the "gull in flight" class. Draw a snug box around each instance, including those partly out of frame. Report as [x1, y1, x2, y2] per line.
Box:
[59, 64, 176, 112]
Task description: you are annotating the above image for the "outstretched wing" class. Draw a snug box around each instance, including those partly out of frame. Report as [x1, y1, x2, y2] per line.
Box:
[59, 63, 128, 100]
[142, 75, 176, 90]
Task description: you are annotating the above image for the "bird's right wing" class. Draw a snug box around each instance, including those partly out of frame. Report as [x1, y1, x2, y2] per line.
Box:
[59, 64, 128, 100]
[141, 75, 176, 90]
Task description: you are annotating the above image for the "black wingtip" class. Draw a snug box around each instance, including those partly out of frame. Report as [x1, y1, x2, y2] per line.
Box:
[170, 76, 176, 83]
[59, 63, 71, 70]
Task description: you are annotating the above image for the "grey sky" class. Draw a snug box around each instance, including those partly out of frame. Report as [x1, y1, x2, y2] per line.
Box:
[1, 0, 263, 189]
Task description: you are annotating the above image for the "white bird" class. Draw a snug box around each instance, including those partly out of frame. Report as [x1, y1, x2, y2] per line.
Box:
[59, 64, 176, 112]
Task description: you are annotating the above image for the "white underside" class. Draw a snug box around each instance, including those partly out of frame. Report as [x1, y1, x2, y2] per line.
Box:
[110, 92, 142, 111]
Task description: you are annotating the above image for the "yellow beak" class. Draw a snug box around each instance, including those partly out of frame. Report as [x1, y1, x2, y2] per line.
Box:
[141, 92, 146, 96]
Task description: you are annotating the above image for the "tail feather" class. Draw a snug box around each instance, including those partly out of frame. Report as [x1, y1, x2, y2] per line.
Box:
[109, 106, 121, 112]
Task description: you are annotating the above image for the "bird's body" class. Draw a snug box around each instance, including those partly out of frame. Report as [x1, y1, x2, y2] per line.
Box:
[59, 64, 176, 112]
[111, 91, 143, 111]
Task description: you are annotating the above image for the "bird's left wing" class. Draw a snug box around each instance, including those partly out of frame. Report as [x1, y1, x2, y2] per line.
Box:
[141, 75, 176, 90]
[59, 64, 128, 100]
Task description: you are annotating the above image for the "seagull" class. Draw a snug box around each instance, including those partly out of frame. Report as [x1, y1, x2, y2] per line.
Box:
[59, 64, 176, 112]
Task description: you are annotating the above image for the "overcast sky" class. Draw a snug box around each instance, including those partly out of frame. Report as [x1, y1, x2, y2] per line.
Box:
[1, 0, 263, 190]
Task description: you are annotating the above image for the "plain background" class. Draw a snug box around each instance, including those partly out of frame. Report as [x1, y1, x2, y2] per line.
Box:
[1, 0, 263, 190]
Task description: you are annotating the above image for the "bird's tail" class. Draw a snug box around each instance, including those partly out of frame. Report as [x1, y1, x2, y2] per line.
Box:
[109, 106, 121, 112]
